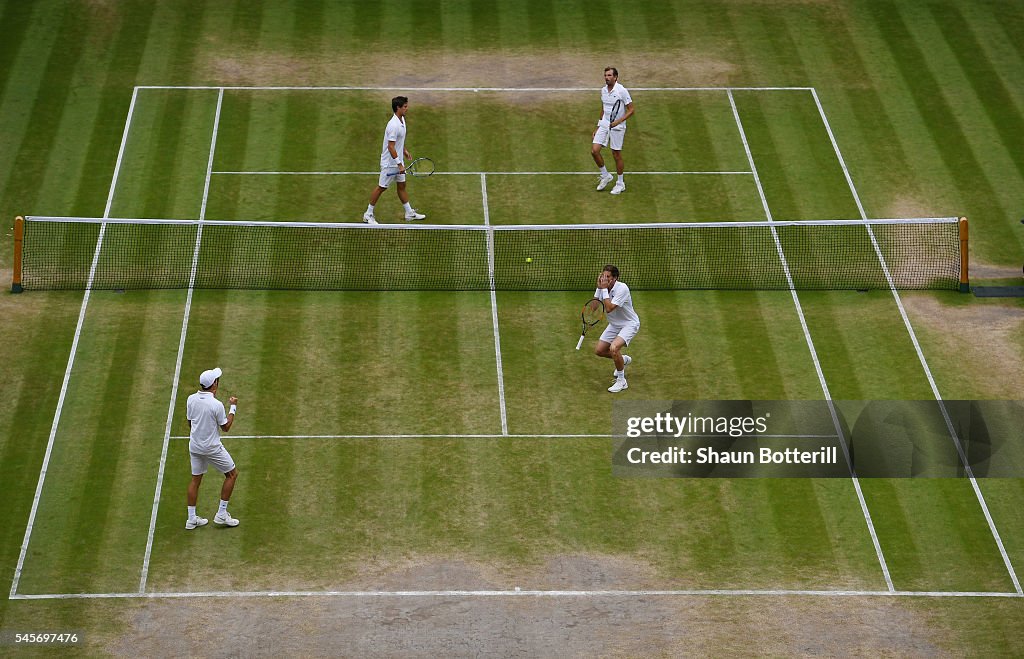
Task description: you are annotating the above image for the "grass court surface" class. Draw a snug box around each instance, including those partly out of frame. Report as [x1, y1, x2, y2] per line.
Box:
[2, 1, 1024, 654]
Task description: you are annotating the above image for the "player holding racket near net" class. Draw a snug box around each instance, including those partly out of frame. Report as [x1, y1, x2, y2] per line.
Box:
[592, 67, 634, 195]
[593, 265, 640, 393]
[363, 96, 427, 224]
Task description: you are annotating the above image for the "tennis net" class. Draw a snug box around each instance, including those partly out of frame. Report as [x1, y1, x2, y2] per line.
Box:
[12, 216, 967, 292]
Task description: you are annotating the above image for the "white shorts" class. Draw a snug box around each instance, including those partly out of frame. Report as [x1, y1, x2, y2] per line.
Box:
[593, 122, 626, 150]
[600, 322, 640, 346]
[190, 445, 236, 476]
[378, 167, 406, 188]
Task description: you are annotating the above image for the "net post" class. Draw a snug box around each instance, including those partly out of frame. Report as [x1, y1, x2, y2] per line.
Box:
[958, 217, 969, 293]
[11, 216, 24, 293]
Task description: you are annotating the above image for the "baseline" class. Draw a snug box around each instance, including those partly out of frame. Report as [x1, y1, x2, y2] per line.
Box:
[10, 588, 1022, 601]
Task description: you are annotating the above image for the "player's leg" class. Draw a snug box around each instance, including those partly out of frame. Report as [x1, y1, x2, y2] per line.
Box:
[607, 336, 630, 392]
[609, 127, 626, 194]
[593, 126, 614, 190]
[365, 170, 394, 223]
[607, 336, 627, 371]
[611, 149, 624, 176]
[396, 177, 425, 221]
[187, 474, 203, 506]
[211, 447, 241, 527]
[186, 455, 208, 529]
[594, 324, 622, 362]
[221, 467, 238, 501]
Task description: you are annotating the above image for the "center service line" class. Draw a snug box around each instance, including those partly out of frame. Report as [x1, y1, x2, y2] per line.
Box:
[481, 173, 509, 436]
[139, 88, 224, 594]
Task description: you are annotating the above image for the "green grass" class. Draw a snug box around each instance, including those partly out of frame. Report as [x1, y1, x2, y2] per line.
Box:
[2, 0, 1024, 654]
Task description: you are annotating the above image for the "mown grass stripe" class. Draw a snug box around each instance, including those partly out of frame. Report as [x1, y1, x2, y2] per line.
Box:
[2, 3, 88, 213]
[865, 1, 1019, 262]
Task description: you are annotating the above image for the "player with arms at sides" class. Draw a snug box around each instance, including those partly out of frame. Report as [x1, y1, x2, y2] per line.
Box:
[363, 95, 426, 224]
[185, 368, 241, 529]
[594, 265, 640, 393]
[591, 67, 635, 195]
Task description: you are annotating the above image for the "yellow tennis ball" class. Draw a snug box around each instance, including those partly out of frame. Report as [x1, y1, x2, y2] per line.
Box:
[526, 257, 532, 263]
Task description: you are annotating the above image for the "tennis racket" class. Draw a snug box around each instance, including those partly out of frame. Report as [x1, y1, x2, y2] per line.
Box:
[575, 297, 606, 350]
[385, 158, 432, 179]
[608, 99, 624, 126]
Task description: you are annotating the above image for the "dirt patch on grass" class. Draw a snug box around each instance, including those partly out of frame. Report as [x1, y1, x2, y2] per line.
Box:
[879, 194, 947, 220]
[970, 260, 1023, 280]
[900, 293, 1023, 397]
[107, 591, 946, 657]
[200, 49, 739, 90]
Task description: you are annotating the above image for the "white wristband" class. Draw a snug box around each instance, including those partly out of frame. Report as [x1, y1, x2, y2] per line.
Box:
[229, 405, 237, 415]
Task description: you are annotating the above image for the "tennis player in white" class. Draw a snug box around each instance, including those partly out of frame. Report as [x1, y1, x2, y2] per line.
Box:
[591, 67, 635, 195]
[363, 95, 426, 224]
[594, 265, 640, 392]
[185, 368, 240, 529]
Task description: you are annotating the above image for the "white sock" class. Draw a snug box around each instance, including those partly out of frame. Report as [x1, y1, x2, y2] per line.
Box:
[188, 506, 196, 519]
[614, 370, 623, 378]
[218, 499, 229, 514]
[403, 202, 413, 213]
[617, 174, 624, 183]
[599, 166, 609, 176]
[366, 204, 374, 213]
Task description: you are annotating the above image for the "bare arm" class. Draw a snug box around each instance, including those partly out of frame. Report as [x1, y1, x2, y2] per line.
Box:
[388, 141, 405, 173]
[220, 396, 238, 432]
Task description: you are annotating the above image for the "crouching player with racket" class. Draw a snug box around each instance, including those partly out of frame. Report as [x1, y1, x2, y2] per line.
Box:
[594, 265, 640, 393]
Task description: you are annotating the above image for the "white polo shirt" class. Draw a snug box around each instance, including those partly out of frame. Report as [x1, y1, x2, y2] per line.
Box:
[186, 390, 227, 455]
[379, 114, 406, 168]
[601, 82, 633, 127]
[595, 281, 640, 327]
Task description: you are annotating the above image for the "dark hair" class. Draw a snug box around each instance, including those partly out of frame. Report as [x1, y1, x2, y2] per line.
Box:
[604, 67, 618, 77]
[603, 264, 620, 279]
[392, 96, 409, 113]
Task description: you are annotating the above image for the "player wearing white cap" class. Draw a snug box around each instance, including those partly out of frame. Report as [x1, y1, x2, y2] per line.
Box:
[184, 367, 241, 529]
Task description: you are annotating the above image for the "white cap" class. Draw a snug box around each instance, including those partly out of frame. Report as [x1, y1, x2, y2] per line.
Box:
[199, 367, 223, 389]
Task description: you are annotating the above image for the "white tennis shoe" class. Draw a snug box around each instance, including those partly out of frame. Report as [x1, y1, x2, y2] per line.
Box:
[185, 516, 208, 530]
[608, 378, 628, 393]
[614, 355, 632, 376]
[596, 173, 614, 191]
[362, 211, 378, 224]
[610, 181, 626, 195]
[405, 210, 426, 221]
[214, 511, 240, 527]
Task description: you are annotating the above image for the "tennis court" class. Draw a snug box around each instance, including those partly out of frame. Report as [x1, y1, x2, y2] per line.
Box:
[7, 84, 1022, 608]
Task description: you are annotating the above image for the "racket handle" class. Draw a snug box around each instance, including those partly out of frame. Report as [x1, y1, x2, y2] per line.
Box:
[575, 335, 584, 350]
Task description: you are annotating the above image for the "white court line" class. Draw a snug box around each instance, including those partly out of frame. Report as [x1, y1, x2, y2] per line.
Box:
[211, 170, 753, 176]
[809, 88, 1022, 595]
[729, 90, 894, 593]
[167, 433, 840, 440]
[136, 85, 814, 92]
[481, 173, 509, 435]
[8, 87, 141, 599]
[9, 588, 1022, 601]
[138, 88, 224, 594]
